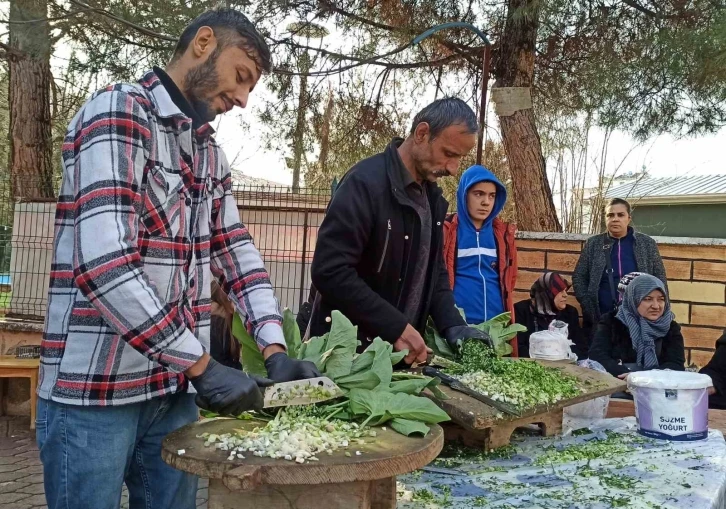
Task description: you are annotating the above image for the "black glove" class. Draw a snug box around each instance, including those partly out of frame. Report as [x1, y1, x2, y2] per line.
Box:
[442, 325, 494, 350]
[264, 352, 321, 383]
[190, 358, 273, 416]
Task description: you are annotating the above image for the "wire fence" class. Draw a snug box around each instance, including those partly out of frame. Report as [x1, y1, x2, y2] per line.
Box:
[0, 179, 331, 321]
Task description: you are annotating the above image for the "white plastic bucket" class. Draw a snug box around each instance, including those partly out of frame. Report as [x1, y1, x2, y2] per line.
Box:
[628, 370, 713, 441]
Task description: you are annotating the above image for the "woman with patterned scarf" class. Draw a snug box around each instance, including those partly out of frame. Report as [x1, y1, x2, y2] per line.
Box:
[514, 272, 587, 359]
[589, 273, 685, 379]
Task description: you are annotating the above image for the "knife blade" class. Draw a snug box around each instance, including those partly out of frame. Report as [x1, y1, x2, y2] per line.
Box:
[422, 366, 520, 416]
[263, 377, 344, 409]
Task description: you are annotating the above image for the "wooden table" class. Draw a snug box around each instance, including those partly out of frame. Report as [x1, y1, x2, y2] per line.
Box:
[430, 360, 626, 449]
[162, 418, 444, 509]
[0, 356, 39, 430]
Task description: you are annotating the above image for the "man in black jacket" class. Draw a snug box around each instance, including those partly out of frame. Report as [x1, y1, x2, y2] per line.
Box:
[309, 98, 491, 364]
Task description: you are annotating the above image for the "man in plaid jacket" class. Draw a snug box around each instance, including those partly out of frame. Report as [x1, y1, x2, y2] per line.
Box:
[37, 9, 319, 509]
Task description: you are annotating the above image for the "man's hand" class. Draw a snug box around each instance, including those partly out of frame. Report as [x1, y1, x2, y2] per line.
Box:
[708, 386, 717, 396]
[264, 352, 321, 383]
[394, 324, 431, 365]
[442, 325, 494, 351]
[617, 373, 629, 381]
[188, 356, 273, 416]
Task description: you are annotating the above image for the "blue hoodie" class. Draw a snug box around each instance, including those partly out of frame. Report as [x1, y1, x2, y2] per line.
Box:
[453, 165, 507, 324]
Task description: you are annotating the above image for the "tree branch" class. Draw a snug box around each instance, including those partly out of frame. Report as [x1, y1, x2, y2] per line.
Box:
[68, 0, 176, 41]
[0, 9, 93, 24]
[621, 0, 664, 18]
[318, 0, 481, 65]
[273, 51, 464, 76]
[0, 41, 25, 60]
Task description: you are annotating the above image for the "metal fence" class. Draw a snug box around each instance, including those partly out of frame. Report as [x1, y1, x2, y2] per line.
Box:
[0, 179, 331, 321]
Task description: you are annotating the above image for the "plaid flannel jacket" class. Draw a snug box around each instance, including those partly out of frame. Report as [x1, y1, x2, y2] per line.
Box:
[39, 70, 285, 405]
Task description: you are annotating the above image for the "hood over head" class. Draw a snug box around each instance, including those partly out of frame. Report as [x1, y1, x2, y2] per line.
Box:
[456, 165, 507, 230]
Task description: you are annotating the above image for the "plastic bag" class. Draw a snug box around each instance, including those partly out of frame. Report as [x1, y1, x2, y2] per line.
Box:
[564, 359, 610, 423]
[529, 330, 576, 361]
[549, 319, 569, 338]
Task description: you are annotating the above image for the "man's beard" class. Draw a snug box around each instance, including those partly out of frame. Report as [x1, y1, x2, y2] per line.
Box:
[182, 48, 222, 123]
[418, 167, 449, 181]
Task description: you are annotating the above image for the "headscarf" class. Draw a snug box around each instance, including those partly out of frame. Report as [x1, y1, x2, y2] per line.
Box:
[618, 272, 646, 302]
[616, 273, 674, 370]
[530, 272, 570, 318]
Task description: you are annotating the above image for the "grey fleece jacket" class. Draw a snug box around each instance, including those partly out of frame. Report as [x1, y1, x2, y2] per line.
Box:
[572, 228, 668, 325]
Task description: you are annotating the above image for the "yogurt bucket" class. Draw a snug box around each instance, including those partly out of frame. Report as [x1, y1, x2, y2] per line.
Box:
[628, 370, 713, 441]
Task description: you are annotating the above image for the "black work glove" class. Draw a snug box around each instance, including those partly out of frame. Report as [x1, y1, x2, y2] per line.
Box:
[264, 352, 321, 383]
[442, 325, 494, 351]
[190, 358, 273, 416]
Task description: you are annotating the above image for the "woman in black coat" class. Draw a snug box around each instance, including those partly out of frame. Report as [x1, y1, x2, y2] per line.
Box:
[514, 272, 587, 359]
[589, 273, 685, 379]
[699, 330, 726, 409]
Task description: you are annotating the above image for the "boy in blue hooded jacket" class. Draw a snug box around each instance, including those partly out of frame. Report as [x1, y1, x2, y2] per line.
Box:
[443, 165, 519, 353]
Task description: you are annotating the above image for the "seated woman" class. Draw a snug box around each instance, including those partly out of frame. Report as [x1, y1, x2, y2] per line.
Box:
[589, 273, 685, 379]
[514, 272, 587, 359]
[210, 279, 242, 370]
[698, 330, 726, 409]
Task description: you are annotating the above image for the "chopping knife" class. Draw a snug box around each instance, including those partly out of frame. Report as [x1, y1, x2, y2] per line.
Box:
[421, 366, 520, 416]
[263, 376, 344, 409]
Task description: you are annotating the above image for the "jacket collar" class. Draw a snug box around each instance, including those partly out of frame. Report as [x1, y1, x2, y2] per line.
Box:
[607, 226, 635, 242]
[137, 69, 215, 137]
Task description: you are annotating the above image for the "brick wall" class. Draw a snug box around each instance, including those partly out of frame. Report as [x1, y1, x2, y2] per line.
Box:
[515, 232, 726, 367]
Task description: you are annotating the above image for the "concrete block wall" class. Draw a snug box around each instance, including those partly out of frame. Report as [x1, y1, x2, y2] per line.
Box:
[515, 232, 726, 367]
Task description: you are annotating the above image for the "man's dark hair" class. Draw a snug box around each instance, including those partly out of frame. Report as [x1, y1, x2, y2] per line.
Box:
[409, 97, 478, 139]
[171, 8, 272, 73]
[606, 198, 632, 215]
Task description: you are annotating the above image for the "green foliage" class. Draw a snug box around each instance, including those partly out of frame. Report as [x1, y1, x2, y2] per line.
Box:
[232, 309, 449, 436]
[282, 308, 301, 359]
[232, 313, 268, 377]
[322, 311, 358, 379]
[424, 312, 526, 359]
[348, 388, 450, 433]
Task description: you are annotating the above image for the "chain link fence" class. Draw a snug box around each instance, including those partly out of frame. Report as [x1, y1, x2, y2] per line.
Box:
[0, 179, 331, 321]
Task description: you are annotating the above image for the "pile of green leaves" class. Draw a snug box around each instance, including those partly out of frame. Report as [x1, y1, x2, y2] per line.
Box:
[424, 311, 527, 358]
[232, 310, 449, 436]
[446, 340, 582, 411]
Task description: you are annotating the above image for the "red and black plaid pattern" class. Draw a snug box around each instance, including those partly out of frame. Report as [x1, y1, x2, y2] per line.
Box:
[39, 70, 285, 406]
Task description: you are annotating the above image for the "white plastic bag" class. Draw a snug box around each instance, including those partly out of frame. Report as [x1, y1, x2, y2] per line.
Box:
[549, 319, 569, 339]
[529, 330, 575, 361]
[564, 360, 610, 424]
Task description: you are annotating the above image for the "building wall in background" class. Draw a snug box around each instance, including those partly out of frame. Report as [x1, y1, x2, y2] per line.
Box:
[632, 203, 726, 238]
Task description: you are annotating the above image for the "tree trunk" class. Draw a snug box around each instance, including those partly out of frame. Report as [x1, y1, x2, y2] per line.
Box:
[8, 0, 55, 201]
[291, 54, 309, 193]
[493, 0, 561, 232]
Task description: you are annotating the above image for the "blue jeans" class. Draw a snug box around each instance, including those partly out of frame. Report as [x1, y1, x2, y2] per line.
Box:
[36, 392, 199, 509]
